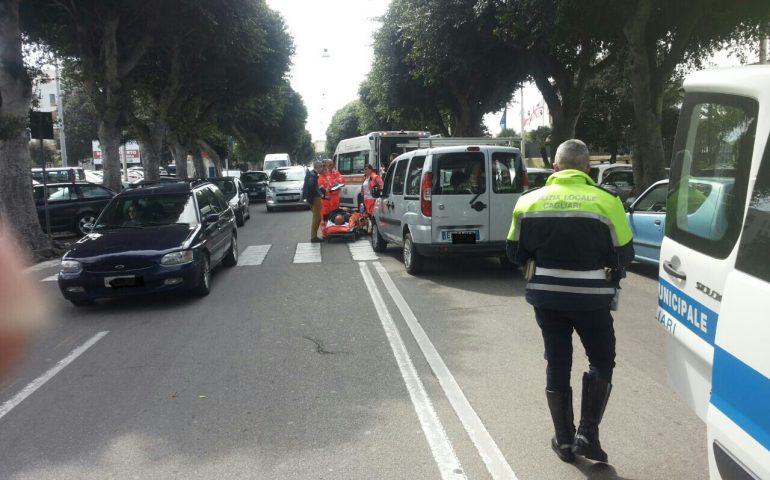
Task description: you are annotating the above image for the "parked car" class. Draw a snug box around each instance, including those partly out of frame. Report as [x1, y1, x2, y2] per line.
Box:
[589, 163, 632, 185]
[265, 166, 308, 212]
[370, 145, 528, 274]
[33, 182, 116, 236]
[129, 175, 182, 187]
[600, 168, 636, 202]
[527, 167, 553, 189]
[625, 180, 668, 265]
[210, 176, 251, 226]
[58, 180, 238, 306]
[241, 171, 269, 200]
[31, 167, 86, 184]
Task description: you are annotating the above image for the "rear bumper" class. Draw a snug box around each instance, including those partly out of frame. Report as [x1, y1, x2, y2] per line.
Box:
[58, 259, 203, 301]
[414, 241, 506, 258]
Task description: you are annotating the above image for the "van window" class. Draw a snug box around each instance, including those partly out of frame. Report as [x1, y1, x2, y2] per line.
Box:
[735, 135, 770, 282]
[405, 156, 425, 197]
[602, 170, 634, 189]
[392, 159, 409, 195]
[433, 152, 485, 195]
[382, 161, 396, 196]
[667, 94, 757, 258]
[337, 151, 369, 175]
[492, 152, 519, 193]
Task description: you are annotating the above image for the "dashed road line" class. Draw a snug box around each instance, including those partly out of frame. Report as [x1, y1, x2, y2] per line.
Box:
[358, 262, 466, 480]
[238, 245, 271, 266]
[26, 259, 59, 273]
[373, 261, 519, 480]
[348, 239, 378, 261]
[293, 242, 321, 263]
[0, 331, 109, 422]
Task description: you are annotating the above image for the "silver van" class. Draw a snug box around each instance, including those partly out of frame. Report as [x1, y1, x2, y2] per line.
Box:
[370, 145, 527, 274]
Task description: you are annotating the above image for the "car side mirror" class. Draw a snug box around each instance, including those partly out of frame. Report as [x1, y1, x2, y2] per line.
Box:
[204, 213, 220, 225]
[624, 197, 636, 212]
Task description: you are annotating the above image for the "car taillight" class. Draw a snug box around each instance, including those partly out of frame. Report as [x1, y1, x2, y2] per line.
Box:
[522, 169, 529, 191]
[421, 172, 432, 217]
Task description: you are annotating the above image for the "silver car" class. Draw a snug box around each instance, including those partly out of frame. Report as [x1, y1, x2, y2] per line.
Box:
[265, 166, 308, 212]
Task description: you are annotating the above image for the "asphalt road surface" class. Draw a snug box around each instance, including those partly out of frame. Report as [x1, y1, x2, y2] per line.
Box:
[2, 203, 707, 480]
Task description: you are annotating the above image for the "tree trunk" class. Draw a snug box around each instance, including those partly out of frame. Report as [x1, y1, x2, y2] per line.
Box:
[98, 117, 123, 192]
[169, 135, 189, 178]
[191, 149, 206, 178]
[623, 0, 668, 194]
[197, 140, 222, 176]
[138, 125, 165, 182]
[0, 0, 52, 257]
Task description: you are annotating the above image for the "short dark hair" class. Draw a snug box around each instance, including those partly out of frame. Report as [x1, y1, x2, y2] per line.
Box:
[364, 164, 374, 171]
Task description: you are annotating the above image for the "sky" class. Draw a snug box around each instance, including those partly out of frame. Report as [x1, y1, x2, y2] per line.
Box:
[266, 1, 761, 143]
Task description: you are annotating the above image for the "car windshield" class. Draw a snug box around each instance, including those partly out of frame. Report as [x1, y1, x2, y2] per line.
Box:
[241, 172, 268, 183]
[270, 168, 305, 182]
[211, 179, 237, 200]
[94, 193, 198, 229]
[264, 160, 289, 171]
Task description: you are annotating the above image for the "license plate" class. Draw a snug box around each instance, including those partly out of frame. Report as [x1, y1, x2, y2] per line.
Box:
[441, 230, 479, 243]
[104, 275, 140, 288]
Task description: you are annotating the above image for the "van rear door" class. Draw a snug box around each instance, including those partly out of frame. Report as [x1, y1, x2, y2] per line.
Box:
[488, 149, 525, 243]
[658, 92, 758, 421]
[430, 148, 490, 245]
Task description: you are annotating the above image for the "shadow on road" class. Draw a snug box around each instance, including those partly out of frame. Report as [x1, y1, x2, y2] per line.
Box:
[573, 458, 638, 480]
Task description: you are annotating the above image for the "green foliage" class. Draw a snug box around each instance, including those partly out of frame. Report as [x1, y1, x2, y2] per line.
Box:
[61, 75, 98, 163]
[325, 101, 364, 157]
[497, 128, 519, 139]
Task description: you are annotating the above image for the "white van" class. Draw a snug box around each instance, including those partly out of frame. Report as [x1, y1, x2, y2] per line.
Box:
[658, 66, 769, 480]
[263, 153, 291, 174]
[370, 144, 528, 274]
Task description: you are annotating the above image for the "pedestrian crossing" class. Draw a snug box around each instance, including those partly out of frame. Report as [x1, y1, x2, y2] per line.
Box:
[37, 240, 380, 281]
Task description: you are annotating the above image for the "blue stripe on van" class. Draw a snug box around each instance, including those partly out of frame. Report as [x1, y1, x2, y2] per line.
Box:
[658, 277, 718, 345]
[711, 346, 770, 451]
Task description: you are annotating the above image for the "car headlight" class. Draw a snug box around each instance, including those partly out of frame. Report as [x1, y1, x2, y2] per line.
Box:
[229, 198, 239, 207]
[268, 186, 276, 193]
[60, 260, 82, 274]
[161, 250, 194, 265]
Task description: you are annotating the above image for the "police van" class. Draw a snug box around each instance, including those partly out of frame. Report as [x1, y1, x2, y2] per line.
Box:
[658, 66, 769, 480]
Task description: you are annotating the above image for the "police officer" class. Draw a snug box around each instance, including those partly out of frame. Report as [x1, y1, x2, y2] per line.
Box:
[506, 139, 634, 463]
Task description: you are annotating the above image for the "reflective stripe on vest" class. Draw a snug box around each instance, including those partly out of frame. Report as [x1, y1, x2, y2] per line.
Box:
[526, 283, 616, 295]
[535, 267, 606, 280]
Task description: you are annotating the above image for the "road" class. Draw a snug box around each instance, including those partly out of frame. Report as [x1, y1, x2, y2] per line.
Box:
[1, 204, 707, 480]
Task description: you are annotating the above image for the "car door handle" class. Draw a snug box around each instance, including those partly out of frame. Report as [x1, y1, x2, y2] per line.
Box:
[663, 260, 687, 280]
[654, 220, 662, 226]
[471, 201, 487, 212]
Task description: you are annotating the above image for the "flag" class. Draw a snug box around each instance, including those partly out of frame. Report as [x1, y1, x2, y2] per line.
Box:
[523, 110, 532, 127]
[499, 109, 507, 129]
[532, 101, 544, 119]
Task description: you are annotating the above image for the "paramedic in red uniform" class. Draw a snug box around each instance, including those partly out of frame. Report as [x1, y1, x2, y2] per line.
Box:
[324, 159, 343, 213]
[362, 164, 383, 215]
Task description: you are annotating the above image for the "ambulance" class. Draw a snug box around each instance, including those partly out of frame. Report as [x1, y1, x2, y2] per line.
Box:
[658, 66, 769, 479]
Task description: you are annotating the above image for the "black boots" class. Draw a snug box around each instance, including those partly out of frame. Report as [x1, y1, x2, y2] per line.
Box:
[545, 388, 576, 463]
[573, 372, 612, 462]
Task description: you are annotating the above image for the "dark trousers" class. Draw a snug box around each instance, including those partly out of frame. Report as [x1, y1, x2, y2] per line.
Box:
[534, 307, 616, 392]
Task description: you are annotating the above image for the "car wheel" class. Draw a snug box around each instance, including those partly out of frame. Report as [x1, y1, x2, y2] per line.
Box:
[222, 235, 238, 267]
[76, 212, 97, 236]
[236, 209, 245, 227]
[192, 254, 211, 297]
[403, 232, 424, 275]
[371, 221, 387, 252]
[70, 298, 94, 307]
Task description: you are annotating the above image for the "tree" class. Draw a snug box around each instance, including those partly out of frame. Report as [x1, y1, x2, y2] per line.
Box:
[325, 101, 364, 157]
[485, 0, 615, 148]
[606, 0, 767, 192]
[0, 0, 51, 256]
[368, 0, 527, 137]
[497, 127, 520, 138]
[61, 75, 98, 164]
[23, 1, 162, 192]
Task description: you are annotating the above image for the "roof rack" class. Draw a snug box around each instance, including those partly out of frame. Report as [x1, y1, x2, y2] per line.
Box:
[396, 137, 521, 149]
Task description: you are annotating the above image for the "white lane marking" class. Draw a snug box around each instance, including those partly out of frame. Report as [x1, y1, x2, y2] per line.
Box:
[25, 259, 59, 273]
[238, 245, 271, 266]
[348, 239, 378, 261]
[358, 262, 466, 480]
[293, 242, 321, 263]
[41, 274, 58, 282]
[0, 331, 109, 422]
[373, 262, 519, 480]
